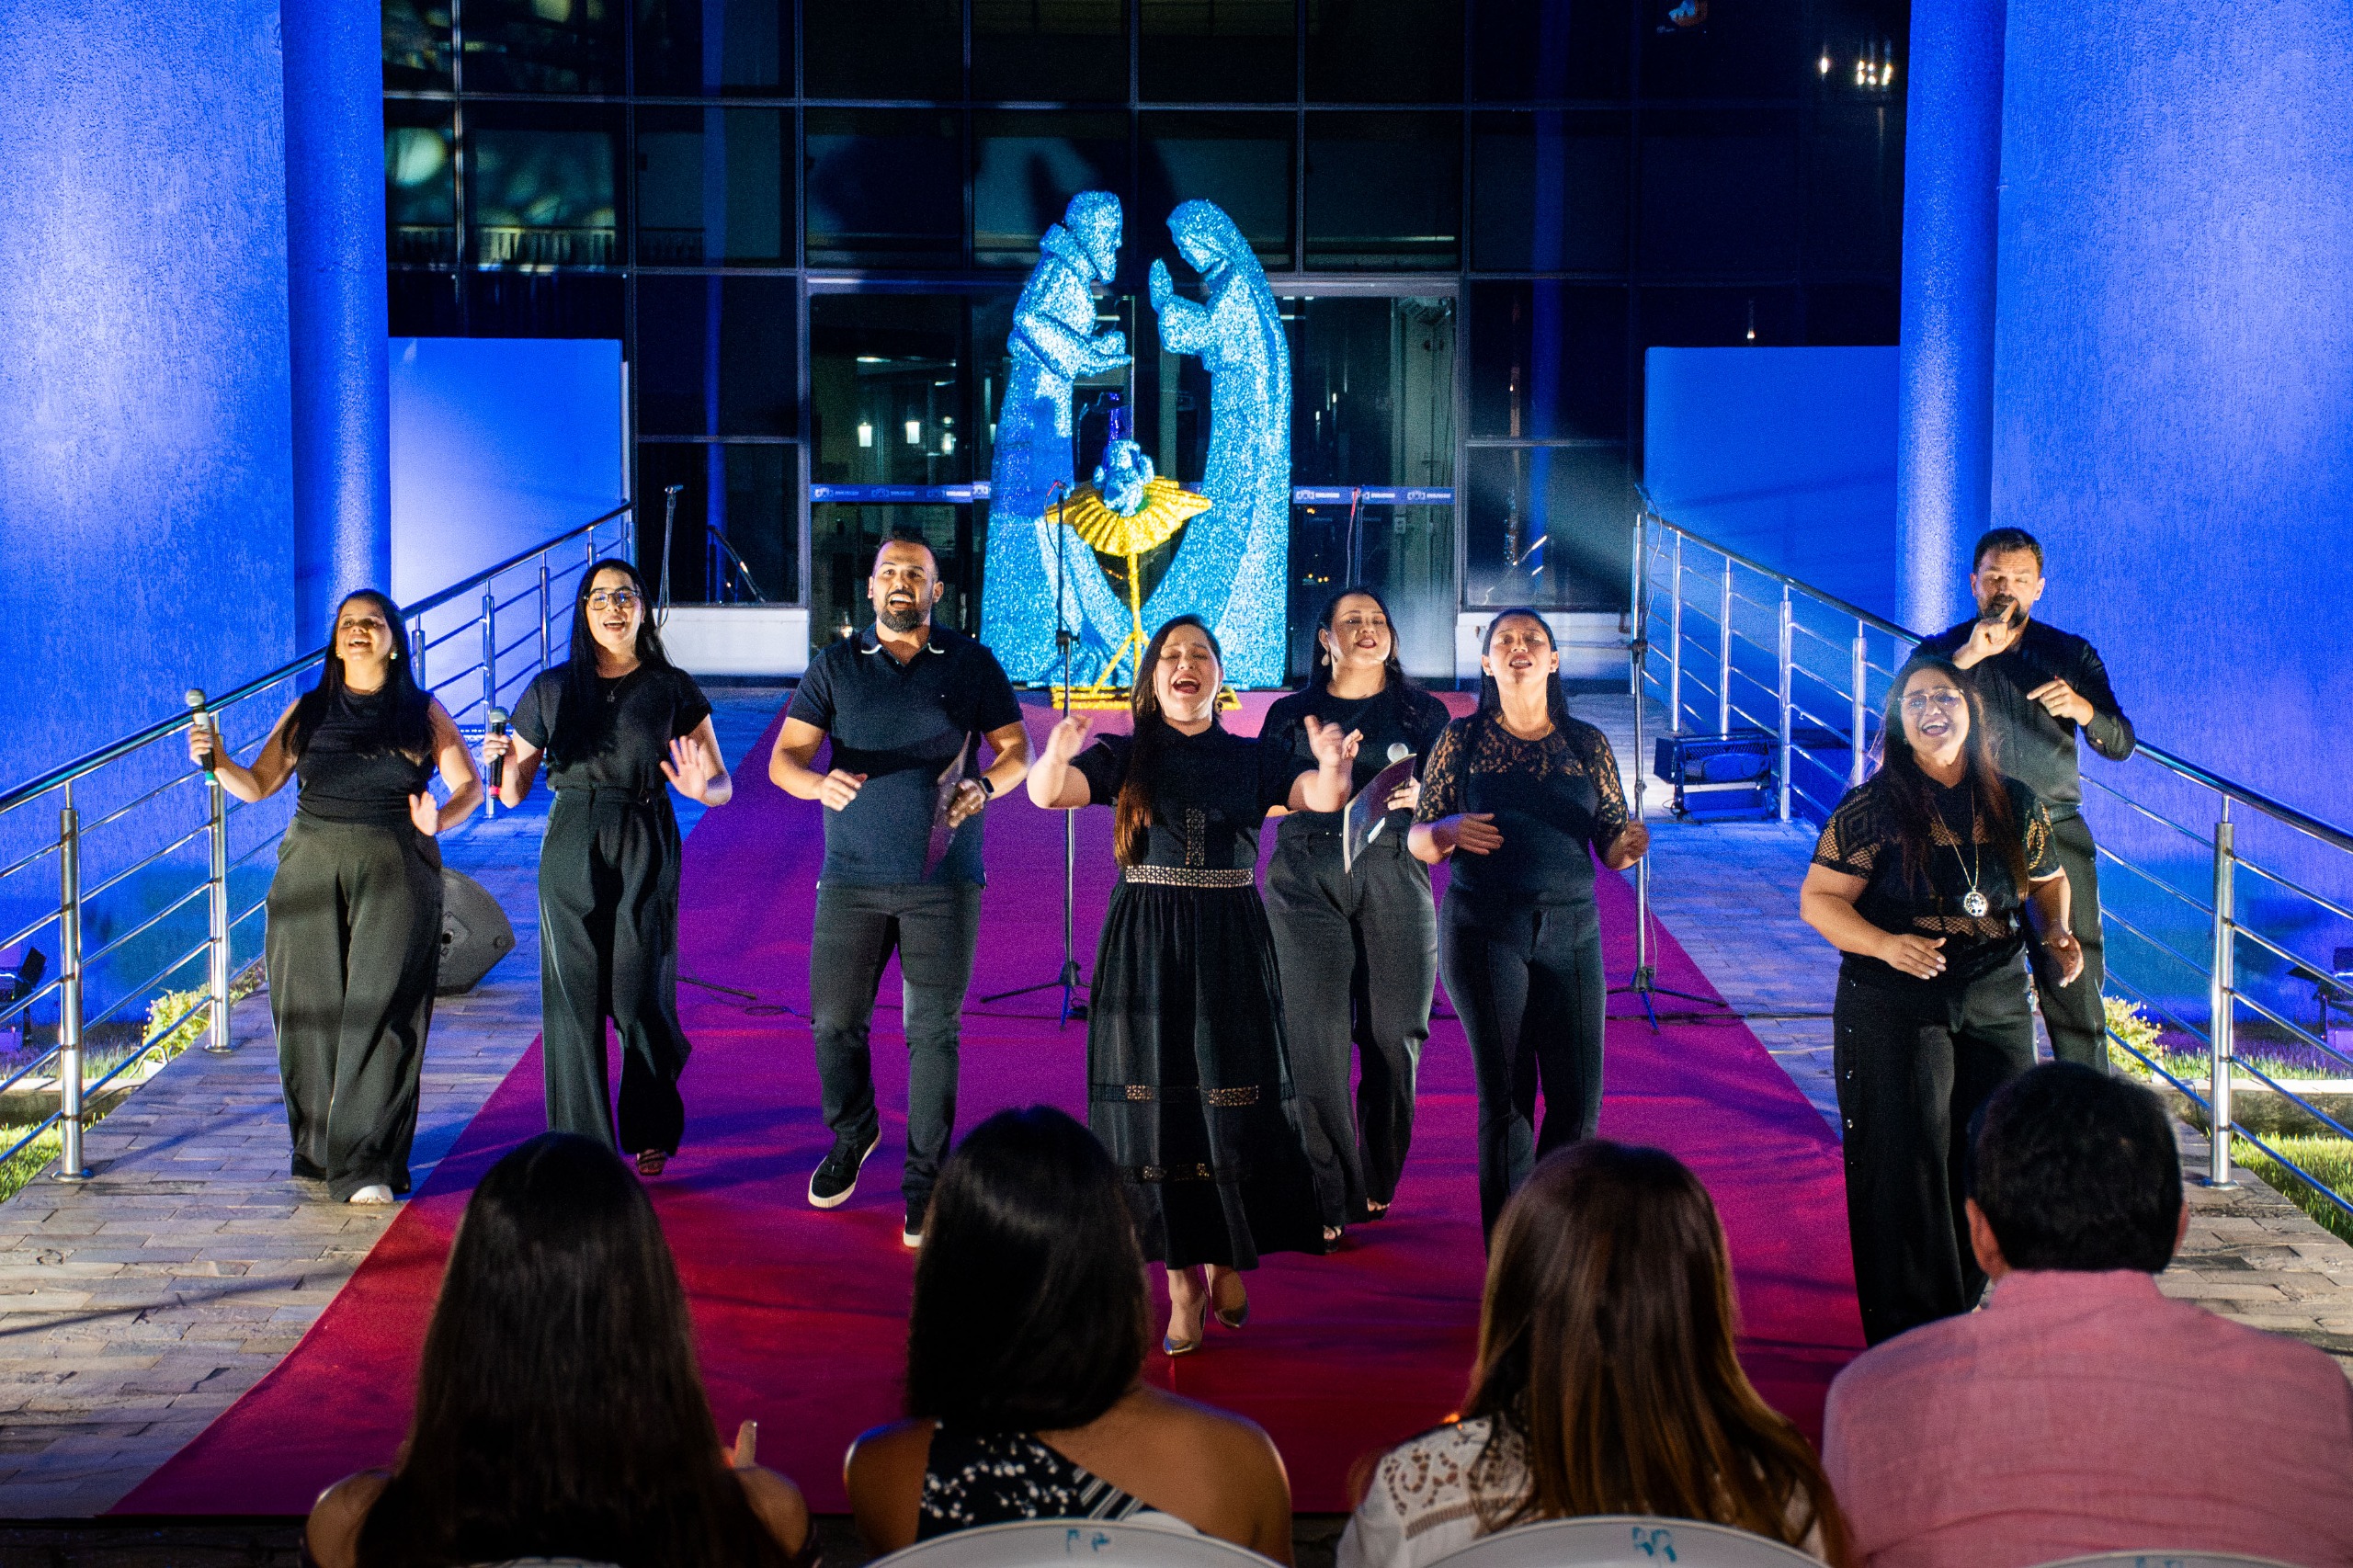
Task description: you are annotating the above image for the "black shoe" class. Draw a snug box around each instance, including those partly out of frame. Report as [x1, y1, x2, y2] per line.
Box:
[903, 1196, 928, 1249]
[808, 1134, 881, 1210]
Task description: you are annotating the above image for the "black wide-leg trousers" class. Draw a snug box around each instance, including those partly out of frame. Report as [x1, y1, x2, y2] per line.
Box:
[2029, 809, 2108, 1071]
[1264, 831, 1438, 1228]
[539, 789, 692, 1158]
[808, 881, 981, 1217]
[266, 815, 442, 1200]
[1439, 892, 1606, 1239]
[1833, 961, 2036, 1346]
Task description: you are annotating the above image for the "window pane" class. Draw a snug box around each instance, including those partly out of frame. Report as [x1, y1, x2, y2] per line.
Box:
[1468, 283, 1626, 440]
[1636, 110, 1798, 275]
[1638, 0, 1807, 98]
[1635, 286, 1799, 347]
[806, 109, 964, 267]
[1802, 284, 1898, 346]
[384, 0, 453, 91]
[972, 112, 1131, 270]
[638, 443, 801, 603]
[388, 269, 462, 335]
[636, 276, 801, 435]
[634, 107, 791, 265]
[1141, 0, 1294, 103]
[803, 0, 961, 98]
[468, 107, 622, 267]
[1805, 104, 1902, 275]
[813, 505, 973, 640]
[810, 294, 971, 483]
[1471, 0, 1631, 100]
[974, 0, 1127, 103]
[1140, 112, 1293, 267]
[1290, 503, 1456, 677]
[1287, 297, 1457, 488]
[1304, 113, 1461, 269]
[1462, 444, 1630, 610]
[633, 0, 790, 96]
[1306, 0, 1463, 103]
[461, 0, 622, 93]
[1470, 111, 1627, 272]
[385, 102, 457, 265]
[460, 270, 626, 336]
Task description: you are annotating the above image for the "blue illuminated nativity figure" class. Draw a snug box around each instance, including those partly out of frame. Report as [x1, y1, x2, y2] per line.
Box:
[977, 191, 1131, 684]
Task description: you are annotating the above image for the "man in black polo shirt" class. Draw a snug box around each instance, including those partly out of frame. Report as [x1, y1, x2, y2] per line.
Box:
[1919, 527, 2135, 1070]
[769, 533, 1030, 1245]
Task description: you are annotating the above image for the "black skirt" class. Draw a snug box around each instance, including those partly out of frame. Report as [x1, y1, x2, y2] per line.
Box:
[1086, 879, 1324, 1269]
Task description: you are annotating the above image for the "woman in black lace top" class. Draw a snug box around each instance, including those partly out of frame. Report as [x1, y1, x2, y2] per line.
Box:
[1408, 610, 1649, 1238]
[1800, 654, 2082, 1345]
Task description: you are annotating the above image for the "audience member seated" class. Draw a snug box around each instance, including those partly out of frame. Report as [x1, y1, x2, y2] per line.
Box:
[846, 1106, 1294, 1562]
[1339, 1142, 1847, 1568]
[304, 1133, 809, 1568]
[1823, 1062, 2353, 1566]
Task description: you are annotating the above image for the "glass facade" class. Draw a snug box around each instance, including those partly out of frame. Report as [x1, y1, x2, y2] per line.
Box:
[386, 0, 1907, 681]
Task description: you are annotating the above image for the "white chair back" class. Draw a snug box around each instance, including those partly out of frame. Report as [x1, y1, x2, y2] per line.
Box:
[868, 1520, 1277, 1568]
[1425, 1516, 1818, 1567]
[2033, 1555, 2304, 1567]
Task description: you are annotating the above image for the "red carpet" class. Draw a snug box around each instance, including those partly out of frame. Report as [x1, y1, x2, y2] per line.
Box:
[117, 694, 1862, 1517]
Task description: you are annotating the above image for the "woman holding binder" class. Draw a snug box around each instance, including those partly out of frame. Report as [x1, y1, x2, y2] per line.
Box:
[1260, 587, 1451, 1245]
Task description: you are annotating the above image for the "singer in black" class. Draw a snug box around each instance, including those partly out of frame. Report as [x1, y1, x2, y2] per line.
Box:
[483, 561, 731, 1176]
[1027, 615, 1350, 1354]
[1260, 587, 1449, 1244]
[1800, 655, 2084, 1345]
[1917, 528, 2133, 1070]
[1410, 610, 1649, 1239]
[190, 591, 482, 1203]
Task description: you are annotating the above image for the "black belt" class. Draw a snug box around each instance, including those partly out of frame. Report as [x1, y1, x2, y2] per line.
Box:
[561, 784, 659, 807]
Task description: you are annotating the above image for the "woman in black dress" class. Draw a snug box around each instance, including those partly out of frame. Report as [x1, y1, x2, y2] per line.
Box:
[1026, 615, 1354, 1353]
[1261, 587, 1450, 1243]
[189, 590, 482, 1203]
[1409, 609, 1649, 1239]
[481, 560, 731, 1176]
[1800, 654, 2082, 1345]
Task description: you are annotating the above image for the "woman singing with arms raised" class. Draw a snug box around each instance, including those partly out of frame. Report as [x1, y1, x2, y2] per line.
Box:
[1027, 615, 1354, 1355]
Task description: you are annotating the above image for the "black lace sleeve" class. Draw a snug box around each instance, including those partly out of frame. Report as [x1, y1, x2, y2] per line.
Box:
[1574, 722, 1631, 850]
[1813, 784, 1884, 877]
[1414, 720, 1469, 823]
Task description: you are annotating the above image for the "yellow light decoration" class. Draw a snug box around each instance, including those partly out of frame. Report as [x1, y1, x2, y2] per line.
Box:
[1051, 479, 1218, 708]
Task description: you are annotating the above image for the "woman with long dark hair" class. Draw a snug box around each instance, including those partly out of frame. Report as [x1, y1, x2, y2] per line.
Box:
[846, 1107, 1294, 1559]
[1027, 615, 1349, 1351]
[1801, 654, 2079, 1345]
[303, 1131, 809, 1568]
[1261, 587, 1450, 1244]
[1408, 610, 1648, 1238]
[1339, 1142, 1849, 1567]
[482, 560, 730, 1176]
[189, 590, 481, 1203]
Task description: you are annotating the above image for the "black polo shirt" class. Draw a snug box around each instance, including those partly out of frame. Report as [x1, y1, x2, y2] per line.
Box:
[787, 623, 1023, 887]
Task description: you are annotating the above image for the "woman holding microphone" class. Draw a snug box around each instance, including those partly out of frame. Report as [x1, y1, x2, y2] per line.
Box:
[482, 561, 730, 1176]
[190, 590, 481, 1203]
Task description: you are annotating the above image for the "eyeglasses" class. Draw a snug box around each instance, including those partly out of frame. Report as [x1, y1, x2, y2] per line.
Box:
[1900, 690, 1967, 715]
[587, 589, 641, 610]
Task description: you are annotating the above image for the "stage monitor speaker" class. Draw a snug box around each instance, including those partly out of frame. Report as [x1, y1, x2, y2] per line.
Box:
[438, 869, 516, 996]
[1653, 731, 1776, 820]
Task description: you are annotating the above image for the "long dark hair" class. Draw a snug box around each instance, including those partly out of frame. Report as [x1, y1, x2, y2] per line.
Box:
[288, 590, 435, 762]
[549, 558, 676, 767]
[1474, 608, 1572, 734]
[1462, 1142, 1848, 1561]
[905, 1108, 1149, 1432]
[1116, 615, 1222, 867]
[1876, 654, 2029, 895]
[355, 1133, 788, 1568]
[1309, 585, 1415, 697]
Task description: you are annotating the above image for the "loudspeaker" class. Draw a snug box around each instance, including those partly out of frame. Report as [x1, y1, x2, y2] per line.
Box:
[438, 869, 516, 996]
[1653, 731, 1776, 820]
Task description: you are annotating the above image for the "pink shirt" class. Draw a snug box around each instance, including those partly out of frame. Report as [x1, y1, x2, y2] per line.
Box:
[1823, 1269, 2353, 1567]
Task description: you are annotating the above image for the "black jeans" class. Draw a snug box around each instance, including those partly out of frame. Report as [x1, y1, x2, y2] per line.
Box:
[1265, 831, 1439, 1227]
[2031, 809, 2108, 1071]
[1833, 960, 2036, 1346]
[809, 881, 982, 1215]
[1440, 892, 1606, 1238]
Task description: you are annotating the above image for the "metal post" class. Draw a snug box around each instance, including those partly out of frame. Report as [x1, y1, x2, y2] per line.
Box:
[2209, 806, 2237, 1187]
[203, 758, 231, 1053]
[1850, 621, 1869, 789]
[1776, 586, 1793, 822]
[410, 616, 426, 687]
[1668, 531, 1684, 733]
[55, 790, 88, 1181]
[1717, 556, 1733, 736]
[1626, 508, 1646, 705]
[538, 561, 552, 673]
[481, 588, 498, 818]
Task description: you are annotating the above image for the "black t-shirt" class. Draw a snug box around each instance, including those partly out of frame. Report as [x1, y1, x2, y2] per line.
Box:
[787, 625, 1024, 887]
[1259, 681, 1452, 845]
[1812, 771, 2059, 993]
[512, 665, 712, 797]
[1414, 714, 1630, 911]
[1073, 723, 1309, 871]
[1914, 619, 2135, 812]
[294, 690, 432, 828]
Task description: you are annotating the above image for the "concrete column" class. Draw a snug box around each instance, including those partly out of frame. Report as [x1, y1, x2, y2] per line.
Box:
[1894, 0, 2006, 634]
[283, 0, 392, 644]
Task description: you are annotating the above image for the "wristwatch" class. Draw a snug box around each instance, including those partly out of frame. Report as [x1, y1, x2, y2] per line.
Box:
[976, 775, 995, 798]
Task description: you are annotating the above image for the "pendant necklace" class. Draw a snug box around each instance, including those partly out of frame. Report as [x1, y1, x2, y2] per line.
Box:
[1939, 786, 1990, 918]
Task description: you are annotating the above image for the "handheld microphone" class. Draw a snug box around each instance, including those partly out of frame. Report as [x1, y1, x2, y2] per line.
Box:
[1978, 593, 2016, 627]
[1386, 742, 1412, 766]
[486, 708, 509, 790]
[184, 690, 215, 777]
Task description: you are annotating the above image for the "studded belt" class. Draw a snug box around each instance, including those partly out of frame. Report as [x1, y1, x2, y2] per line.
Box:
[1121, 865, 1253, 888]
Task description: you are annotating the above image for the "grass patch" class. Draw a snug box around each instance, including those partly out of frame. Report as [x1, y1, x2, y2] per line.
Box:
[0, 1124, 63, 1206]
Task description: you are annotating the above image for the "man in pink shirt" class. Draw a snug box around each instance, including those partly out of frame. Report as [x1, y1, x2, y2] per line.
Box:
[1823, 1063, 2353, 1567]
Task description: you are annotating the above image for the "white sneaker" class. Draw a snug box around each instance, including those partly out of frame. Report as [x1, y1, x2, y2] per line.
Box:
[347, 1184, 395, 1205]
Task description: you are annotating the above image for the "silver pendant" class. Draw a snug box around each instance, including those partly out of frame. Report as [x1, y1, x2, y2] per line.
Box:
[1961, 890, 1989, 918]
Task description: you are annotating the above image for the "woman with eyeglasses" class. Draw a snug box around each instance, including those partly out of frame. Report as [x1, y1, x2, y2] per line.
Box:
[482, 561, 731, 1176]
[188, 591, 482, 1204]
[1800, 653, 2082, 1345]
